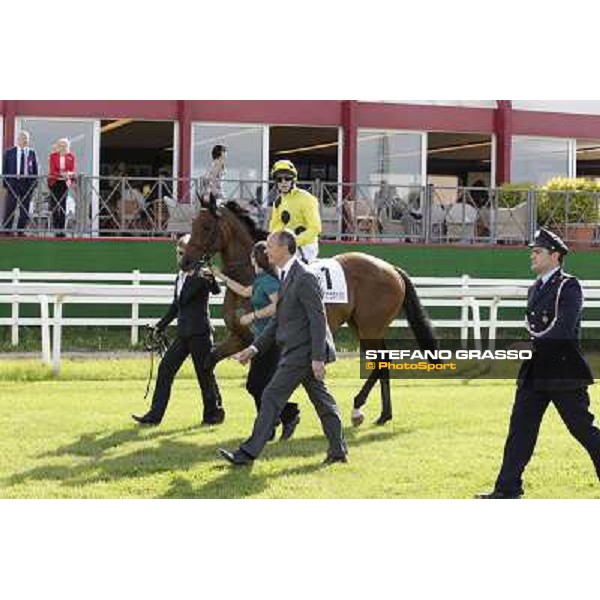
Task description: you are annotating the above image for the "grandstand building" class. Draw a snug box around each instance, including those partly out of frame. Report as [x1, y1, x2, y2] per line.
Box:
[2, 100, 600, 187]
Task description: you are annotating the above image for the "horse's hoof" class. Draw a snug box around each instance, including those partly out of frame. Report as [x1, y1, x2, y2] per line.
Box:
[374, 415, 392, 426]
[351, 411, 365, 427]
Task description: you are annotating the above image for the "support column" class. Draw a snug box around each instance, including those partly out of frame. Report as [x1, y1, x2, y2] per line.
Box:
[177, 100, 192, 202]
[341, 100, 358, 184]
[3, 100, 16, 150]
[495, 100, 512, 185]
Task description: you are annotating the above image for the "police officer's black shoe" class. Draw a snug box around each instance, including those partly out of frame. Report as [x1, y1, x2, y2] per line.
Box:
[475, 490, 522, 499]
[322, 453, 348, 466]
[132, 413, 161, 426]
[218, 448, 254, 466]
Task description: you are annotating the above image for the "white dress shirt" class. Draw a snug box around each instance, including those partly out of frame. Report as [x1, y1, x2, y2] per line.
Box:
[176, 271, 188, 298]
[539, 266, 560, 287]
[278, 256, 297, 282]
[17, 147, 29, 175]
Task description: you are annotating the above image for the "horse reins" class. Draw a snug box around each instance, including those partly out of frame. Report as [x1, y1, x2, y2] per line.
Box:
[142, 326, 169, 400]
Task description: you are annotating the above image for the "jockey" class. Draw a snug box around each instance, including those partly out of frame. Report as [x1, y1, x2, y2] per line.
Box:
[269, 159, 321, 263]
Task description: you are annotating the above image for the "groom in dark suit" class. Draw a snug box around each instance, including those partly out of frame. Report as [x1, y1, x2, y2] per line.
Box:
[2, 130, 39, 233]
[133, 234, 225, 426]
[219, 230, 347, 466]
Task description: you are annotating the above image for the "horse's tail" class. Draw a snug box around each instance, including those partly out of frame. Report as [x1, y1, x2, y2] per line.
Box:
[395, 267, 440, 357]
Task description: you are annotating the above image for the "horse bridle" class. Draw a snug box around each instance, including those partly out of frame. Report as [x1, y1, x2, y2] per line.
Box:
[188, 210, 221, 270]
[189, 207, 252, 277]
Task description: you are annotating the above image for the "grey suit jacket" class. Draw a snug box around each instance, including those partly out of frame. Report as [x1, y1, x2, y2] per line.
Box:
[254, 260, 336, 366]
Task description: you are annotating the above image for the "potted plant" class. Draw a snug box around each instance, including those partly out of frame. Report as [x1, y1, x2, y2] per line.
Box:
[498, 182, 534, 209]
[536, 178, 600, 247]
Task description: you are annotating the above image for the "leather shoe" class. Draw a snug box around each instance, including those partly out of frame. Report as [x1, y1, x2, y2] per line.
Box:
[280, 414, 300, 441]
[218, 448, 254, 466]
[132, 413, 160, 426]
[475, 490, 522, 499]
[322, 454, 348, 466]
[202, 409, 225, 426]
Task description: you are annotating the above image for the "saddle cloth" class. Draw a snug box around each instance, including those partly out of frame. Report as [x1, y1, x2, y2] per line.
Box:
[307, 258, 348, 304]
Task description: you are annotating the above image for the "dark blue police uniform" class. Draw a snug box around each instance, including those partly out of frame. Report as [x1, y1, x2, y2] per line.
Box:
[483, 229, 600, 498]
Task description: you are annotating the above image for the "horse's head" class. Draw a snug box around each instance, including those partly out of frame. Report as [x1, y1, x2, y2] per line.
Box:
[180, 197, 266, 272]
[180, 200, 223, 271]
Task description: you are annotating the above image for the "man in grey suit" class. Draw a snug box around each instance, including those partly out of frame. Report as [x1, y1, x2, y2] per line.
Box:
[219, 230, 348, 466]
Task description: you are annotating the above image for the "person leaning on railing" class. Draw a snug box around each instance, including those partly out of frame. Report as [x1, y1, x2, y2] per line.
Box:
[48, 138, 76, 237]
[198, 144, 227, 205]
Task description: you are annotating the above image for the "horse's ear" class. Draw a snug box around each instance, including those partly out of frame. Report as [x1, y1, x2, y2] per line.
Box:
[208, 192, 220, 216]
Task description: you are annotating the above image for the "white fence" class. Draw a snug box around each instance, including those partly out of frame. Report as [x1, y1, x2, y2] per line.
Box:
[2, 269, 600, 374]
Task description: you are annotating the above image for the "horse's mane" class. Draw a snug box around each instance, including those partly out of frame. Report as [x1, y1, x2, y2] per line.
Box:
[222, 200, 267, 242]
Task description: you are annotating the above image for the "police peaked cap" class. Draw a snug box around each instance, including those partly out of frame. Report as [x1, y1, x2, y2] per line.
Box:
[529, 228, 569, 256]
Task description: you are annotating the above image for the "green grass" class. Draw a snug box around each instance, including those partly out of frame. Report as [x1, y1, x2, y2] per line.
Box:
[0, 357, 599, 498]
[0, 325, 363, 353]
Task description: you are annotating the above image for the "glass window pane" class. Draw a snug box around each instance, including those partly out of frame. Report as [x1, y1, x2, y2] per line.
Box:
[511, 136, 570, 185]
[192, 124, 263, 201]
[357, 129, 422, 187]
[512, 101, 600, 115]
[17, 118, 95, 176]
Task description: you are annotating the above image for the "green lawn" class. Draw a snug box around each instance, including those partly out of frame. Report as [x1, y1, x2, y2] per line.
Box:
[0, 358, 599, 499]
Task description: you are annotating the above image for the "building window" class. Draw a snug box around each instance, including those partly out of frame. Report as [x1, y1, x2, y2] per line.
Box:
[357, 129, 423, 187]
[511, 136, 572, 185]
[17, 118, 97, 176]
[576, 139, 600, 180]
[191, 123, 265, 203]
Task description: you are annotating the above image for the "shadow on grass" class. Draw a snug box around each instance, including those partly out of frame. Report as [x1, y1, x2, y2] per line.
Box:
[38, 424, 205, 459]
[161, 462, 326, 499]
[3, 425, 409, 498]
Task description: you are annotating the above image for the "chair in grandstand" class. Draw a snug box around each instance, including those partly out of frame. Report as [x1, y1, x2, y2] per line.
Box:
[444, 201, 478, 243]
[342, 196, 379, 239]
[479, 201, 529, 244]
[164, 196, 196, 236]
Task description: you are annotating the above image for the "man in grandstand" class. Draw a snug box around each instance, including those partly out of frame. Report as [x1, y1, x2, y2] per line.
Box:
[269, 160, 321, 263]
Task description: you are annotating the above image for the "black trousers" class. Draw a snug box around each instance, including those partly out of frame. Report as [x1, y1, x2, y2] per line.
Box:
[495, 383, 600, 495]
[49, 180, 69, 231]
[246, 344, 299, 425]
[148, 334, 223, 422]
[2, 186, 35, 230]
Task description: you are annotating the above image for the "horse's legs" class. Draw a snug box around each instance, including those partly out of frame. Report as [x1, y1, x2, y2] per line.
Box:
[350, 332, 389, 427]
[375, 340, 392, 425]
[352, 369, 380, 426]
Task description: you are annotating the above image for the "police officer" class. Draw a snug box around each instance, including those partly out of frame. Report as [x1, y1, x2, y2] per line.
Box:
[477, 228, 599, 498]
[269, 160, 321, 263]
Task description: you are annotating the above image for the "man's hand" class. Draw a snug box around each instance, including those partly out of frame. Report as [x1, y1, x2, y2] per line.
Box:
[232, 346, 257, 366]
[312, 360, 326, 381]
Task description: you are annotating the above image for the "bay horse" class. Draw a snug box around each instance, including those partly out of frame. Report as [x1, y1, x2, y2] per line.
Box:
[181, 200, 439, 426]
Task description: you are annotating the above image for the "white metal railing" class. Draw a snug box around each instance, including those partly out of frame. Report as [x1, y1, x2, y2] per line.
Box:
[2, 270, 600, 374]
[3, 175, 600, 246]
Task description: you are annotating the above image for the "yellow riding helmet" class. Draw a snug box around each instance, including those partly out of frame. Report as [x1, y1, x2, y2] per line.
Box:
[271, 159, 298, 180]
